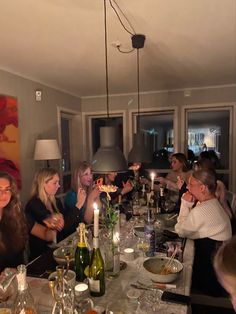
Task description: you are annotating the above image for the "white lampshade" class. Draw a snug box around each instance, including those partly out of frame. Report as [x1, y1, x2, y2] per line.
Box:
[34, 139, 61, 160]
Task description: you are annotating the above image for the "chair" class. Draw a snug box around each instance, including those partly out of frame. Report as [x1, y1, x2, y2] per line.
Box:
[226, 190, 236, 218]
[191, 291, 233, 310]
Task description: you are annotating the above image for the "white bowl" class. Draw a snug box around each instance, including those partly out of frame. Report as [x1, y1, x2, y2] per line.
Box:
[53, 246, 75, 265]
[133, 226, 145, 238]
[143, 256, 183, 283]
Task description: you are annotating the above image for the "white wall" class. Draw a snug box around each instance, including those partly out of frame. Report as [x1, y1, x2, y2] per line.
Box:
[0, 69, 82, 203]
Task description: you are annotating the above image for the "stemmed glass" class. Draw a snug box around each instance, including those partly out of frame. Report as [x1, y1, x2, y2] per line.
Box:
[136, 236, 150, 270]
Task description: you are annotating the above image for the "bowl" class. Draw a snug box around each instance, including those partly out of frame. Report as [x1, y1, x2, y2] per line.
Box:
[53, 246, 75, 265]
[143, 256, 183, 283]
[133, 226, 145, 238]
[156, 213, 178, 228]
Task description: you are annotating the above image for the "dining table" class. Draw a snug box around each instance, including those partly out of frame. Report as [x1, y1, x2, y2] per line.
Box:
[2, 217, 195, 314]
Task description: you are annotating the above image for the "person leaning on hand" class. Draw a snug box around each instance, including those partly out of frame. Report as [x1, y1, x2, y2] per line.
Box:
[64, 161, 101, 227]
[175, 169, 232, 296]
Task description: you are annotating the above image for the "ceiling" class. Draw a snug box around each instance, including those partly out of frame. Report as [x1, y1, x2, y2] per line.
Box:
[0, 0, 235, 97]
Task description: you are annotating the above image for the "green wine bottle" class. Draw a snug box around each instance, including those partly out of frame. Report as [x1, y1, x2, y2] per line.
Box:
[88, 237, 105, 297]
[74, 223, 90, 282]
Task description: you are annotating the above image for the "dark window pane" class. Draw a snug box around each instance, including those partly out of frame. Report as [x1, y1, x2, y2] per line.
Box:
[187, 110, 230, 169]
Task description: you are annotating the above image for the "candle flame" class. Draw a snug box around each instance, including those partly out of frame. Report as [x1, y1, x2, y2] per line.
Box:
[93, 202, 98, 210]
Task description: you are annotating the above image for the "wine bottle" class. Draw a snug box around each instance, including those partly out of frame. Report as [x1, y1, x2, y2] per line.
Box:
[88, 237, 105, 297]
[158, 187, 166, 213]
[74, 223, 90, 282]
[12, 264, 37, 314]
[145, 208, 156, 257]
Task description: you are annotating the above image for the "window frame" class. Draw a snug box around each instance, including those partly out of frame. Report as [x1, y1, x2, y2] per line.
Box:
[181, 103, 235, 190]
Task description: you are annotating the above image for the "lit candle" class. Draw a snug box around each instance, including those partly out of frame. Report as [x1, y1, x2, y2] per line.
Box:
[113, 231, 120, 245]
[93, 202, 99, 237]
[151, 172, 155, 190]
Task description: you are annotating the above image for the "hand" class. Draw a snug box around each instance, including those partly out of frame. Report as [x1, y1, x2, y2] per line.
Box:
[177, 176, 184, 190]
[182, 191, 196, 203]
[140, 177, 149, 185]
[156, 177, 166, 185]
[121, 180, 133, 195]
[76, 187, 87, 209]
[87, 185, 101, 202]
[44, 213, 64, 231]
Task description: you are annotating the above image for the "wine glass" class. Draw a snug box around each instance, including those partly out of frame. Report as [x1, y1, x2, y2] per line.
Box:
[136, 236, 150, 270]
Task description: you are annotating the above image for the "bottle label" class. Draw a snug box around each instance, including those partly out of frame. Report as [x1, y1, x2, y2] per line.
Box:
[88, 278, 100, 292]
[145, 227, 155, 257]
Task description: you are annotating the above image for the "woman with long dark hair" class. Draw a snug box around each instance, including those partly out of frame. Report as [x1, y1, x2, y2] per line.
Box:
[0, 171, 27, 271]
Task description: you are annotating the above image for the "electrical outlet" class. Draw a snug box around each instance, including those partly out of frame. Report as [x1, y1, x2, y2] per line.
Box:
[111, 41, 121, 48]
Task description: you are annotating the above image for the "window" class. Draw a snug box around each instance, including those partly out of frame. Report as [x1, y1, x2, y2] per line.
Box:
[131, 110, 176, 169]
[184, 107, 232, 188]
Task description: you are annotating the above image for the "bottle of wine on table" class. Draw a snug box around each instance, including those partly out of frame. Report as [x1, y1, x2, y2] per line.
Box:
[88, 237, 105, 297]
[74, 223, 90, 282]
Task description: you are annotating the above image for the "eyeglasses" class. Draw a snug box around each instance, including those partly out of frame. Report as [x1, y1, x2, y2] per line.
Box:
[0, 188, 12, 195]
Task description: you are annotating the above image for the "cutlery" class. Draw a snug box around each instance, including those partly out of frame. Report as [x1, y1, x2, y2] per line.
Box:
[130, 284, 157, 292]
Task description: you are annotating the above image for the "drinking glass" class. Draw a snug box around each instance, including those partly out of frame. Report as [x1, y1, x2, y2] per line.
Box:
[136, 236, 150, 270]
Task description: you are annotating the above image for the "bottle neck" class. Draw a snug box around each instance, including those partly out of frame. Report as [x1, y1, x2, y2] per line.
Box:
[78, 223, 87, 247]
[93, 237, 99, 249]
[16, 265, 28, 291]
[160, 188, 164, 197]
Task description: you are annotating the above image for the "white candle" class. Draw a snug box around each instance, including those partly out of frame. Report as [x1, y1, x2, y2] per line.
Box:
[151, 172, 155, 190]
[93, 202, 99, 237]
[113, 231, 120, 245]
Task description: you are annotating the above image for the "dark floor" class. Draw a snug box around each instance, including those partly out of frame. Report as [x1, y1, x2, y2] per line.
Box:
[192, 304, 235, 314]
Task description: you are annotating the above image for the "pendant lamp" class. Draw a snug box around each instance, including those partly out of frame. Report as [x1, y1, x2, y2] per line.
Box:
[92, 0, 127, 173]
[128, 35, 152, 164]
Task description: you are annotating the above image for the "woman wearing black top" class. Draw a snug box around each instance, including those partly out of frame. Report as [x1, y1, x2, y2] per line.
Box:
[25, 168, 65, 260]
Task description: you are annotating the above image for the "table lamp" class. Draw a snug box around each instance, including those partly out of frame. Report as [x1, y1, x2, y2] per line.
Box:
[34, 139, 61, 167]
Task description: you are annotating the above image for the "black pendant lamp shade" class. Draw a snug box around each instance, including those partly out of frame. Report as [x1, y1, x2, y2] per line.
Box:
[92, 126, 127, 173]
[128, 132, 152, 164]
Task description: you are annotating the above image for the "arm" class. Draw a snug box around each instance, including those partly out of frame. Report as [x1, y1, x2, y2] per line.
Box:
[175, 194, 200, 239]
[30, 223, 56, 242]
[84, 186, 101, 224]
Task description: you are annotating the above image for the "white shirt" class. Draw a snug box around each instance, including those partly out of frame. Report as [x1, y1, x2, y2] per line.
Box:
[175, 197, 232, 241]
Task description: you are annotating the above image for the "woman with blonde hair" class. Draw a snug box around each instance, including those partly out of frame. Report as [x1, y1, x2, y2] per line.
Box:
[25, 168, 64, 260]
[64, 161, 101, 224]
[175, 169, 232, 296]
[214, 235, 236, 311]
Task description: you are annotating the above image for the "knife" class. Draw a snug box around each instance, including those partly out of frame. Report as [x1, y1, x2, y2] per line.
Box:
[130, 284, 157, 292]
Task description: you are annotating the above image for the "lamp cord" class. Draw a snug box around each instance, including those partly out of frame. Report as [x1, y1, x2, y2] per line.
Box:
[137, 48, 140, 132]
[104, 0, 110, 118]
[109, 0, 135, 35]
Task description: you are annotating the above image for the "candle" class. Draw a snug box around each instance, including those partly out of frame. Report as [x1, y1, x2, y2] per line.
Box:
[74, 283, 89, 297]
[113, 231, 120, 245]
[151, 172, 155, 190]
[124, 248, 135, 261]
[93, 202, 99, 237]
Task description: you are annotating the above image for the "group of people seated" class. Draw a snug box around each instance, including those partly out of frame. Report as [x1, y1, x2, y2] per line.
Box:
[0, 149, 235, 309]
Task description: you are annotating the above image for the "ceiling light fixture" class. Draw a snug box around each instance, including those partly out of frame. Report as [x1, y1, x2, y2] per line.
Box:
[92, 0, 127, 173]
[128, 35, 152, 164]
